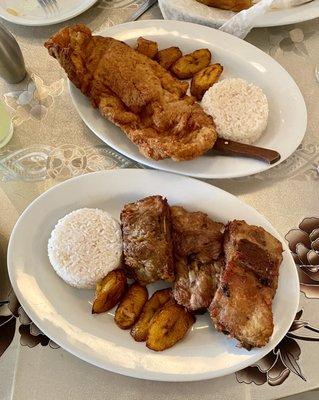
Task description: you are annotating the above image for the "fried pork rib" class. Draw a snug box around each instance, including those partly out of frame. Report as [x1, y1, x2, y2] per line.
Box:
[209, 220, 283, 349]
[121, 196, 174, 285]
[44, 24, 217, 161]
[171, 206, 224, 312]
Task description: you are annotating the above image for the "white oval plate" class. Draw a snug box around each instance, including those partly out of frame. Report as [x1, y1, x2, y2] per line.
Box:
[8, 169, 299, 381]
[69, 20, 307, 179]
[159, 0, 319, 28]
[0, 0, 98, 26]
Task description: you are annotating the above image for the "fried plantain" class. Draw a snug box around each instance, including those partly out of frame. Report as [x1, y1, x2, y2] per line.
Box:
[131, 288, 172, 342]
[171, 49, 211, 79]
[195, 0, 252, 11]
[190, 63, 223, 100]
[92, 269, 127, 314]
[155, 47, 182, 70]
[114, 283, 148, 329]
[136, 37, 158, 59]
[146, 302, 196, 351]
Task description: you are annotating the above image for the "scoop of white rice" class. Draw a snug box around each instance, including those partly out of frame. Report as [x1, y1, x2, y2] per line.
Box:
[201, 78, 269, 144]
[48, 208, 122, 289]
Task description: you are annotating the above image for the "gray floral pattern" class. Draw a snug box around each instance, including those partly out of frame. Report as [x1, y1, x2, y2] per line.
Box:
[0, 144, 141, 182]
[4, 74, 64, 126]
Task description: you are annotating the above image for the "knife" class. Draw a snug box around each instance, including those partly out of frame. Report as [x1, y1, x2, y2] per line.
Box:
[129, 0, 158, 21]
[213, 138, 281, 165]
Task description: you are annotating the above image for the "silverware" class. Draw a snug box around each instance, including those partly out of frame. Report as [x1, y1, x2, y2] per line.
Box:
[37, 0, 59, 16]
[0, 24, 26, 83]
[213, 138, 281, 165]
[129, 0, 158, 21]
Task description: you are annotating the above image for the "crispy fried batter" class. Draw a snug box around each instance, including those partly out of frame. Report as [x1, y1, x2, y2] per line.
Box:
[171, 206, 224, 312]
[121, 196, 174, 285]
[155, 47, 182, 69]
[209, 220, 283, 349]
[136, 37, 158, 59]
[45, 25, 217, 161]
[146, 302, 195, 351]
[131, 288, 172, 342]
[196, 0, 252, 11]
[171, 49, 211, 79]
[114, 283, 148, 329]
[191, 64, 223, 100]
[92, 269, 127, 314]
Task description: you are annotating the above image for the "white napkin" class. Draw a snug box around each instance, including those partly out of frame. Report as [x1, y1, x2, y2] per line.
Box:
[219, 0, 275, 38]
[219, 0, 313, 38]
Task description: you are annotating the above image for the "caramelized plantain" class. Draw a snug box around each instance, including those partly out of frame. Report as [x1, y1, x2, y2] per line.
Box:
[155, 47, 182, 70]
[92, 269, 127, 314]
[191, 63, 223, 100]
[171, 49, 211, 79]
[136, 37, 158, 59]
[131, 288, 172, 342]
[114, 283, 148, 329]
[146, 302, 195, 351]
[195, 0, 252, 11]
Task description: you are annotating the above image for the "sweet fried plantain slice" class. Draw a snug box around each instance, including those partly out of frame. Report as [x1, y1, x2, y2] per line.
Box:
[92, 269, 127, 314]
[195, 0, 252, 11]
[131, 288, 172, 342]
[146, 302, 196, 351]
[155, 47, 182, 70]
[114, 283, 148, 329]
[191, 63, 223, 100]
[171, 49, 211, 79]
[136, 37, 158, 59]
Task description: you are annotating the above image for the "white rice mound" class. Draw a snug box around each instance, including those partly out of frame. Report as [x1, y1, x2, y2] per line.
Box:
[201, 78, 269, 144]
[48, 208, 122, 289]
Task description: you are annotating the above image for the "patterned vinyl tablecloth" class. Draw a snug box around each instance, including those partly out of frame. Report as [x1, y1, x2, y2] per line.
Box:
[1, 2, 319, 400]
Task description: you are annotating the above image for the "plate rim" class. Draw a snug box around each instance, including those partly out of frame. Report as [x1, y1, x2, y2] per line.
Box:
[0, 0, 98, 26]
[159, 0, 319, 28]
[68, 19, 307, 180]
[7, 168, 300, 381]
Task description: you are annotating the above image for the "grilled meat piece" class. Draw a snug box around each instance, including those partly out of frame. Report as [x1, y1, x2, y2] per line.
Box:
[171, 206, 224, 311]
[209, 220, 283, 349]
[121, 196, 174, 285]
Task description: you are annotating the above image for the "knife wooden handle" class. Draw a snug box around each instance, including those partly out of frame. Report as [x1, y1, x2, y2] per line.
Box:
[213, 138, 281, 165]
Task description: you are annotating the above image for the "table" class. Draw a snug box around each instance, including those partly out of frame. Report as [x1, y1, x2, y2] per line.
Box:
[0, 2, 319, 399]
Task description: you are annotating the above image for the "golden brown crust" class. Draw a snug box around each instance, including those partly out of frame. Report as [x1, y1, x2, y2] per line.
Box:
[190, 63, 223, 100]
[195, 0, 252, 12]
[130, 288, 172, 342]
[92, 269, 127, 314]
[121, 196, 174, 285]
[136, 37, 158, 59]
[45, 25, 217, 162]
[171, 49, 211, 79]
[114, 283, 148, 329]
[146, 302, 195, 351]
[155, 47, 182, 70]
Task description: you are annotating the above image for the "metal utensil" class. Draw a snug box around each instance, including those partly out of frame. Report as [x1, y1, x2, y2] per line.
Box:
[37, 0, 59, 16]
[0, 24, 26, 83]
[129, 0, 158, 21]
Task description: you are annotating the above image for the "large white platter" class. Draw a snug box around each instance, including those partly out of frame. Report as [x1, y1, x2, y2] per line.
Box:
[159, 0, 319, 28]
[8, 169, 299, 381]
[0, 0, 98, 26]
[69, 20, 307, 179]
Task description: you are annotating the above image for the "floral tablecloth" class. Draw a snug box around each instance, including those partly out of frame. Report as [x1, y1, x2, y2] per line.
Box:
[0, 2, 319, 400]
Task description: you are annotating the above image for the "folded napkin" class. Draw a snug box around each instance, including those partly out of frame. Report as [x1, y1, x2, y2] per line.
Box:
[220, 0, 313, 38]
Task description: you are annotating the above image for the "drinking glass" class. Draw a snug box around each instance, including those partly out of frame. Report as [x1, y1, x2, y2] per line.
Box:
[0, 100, 13, 148]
